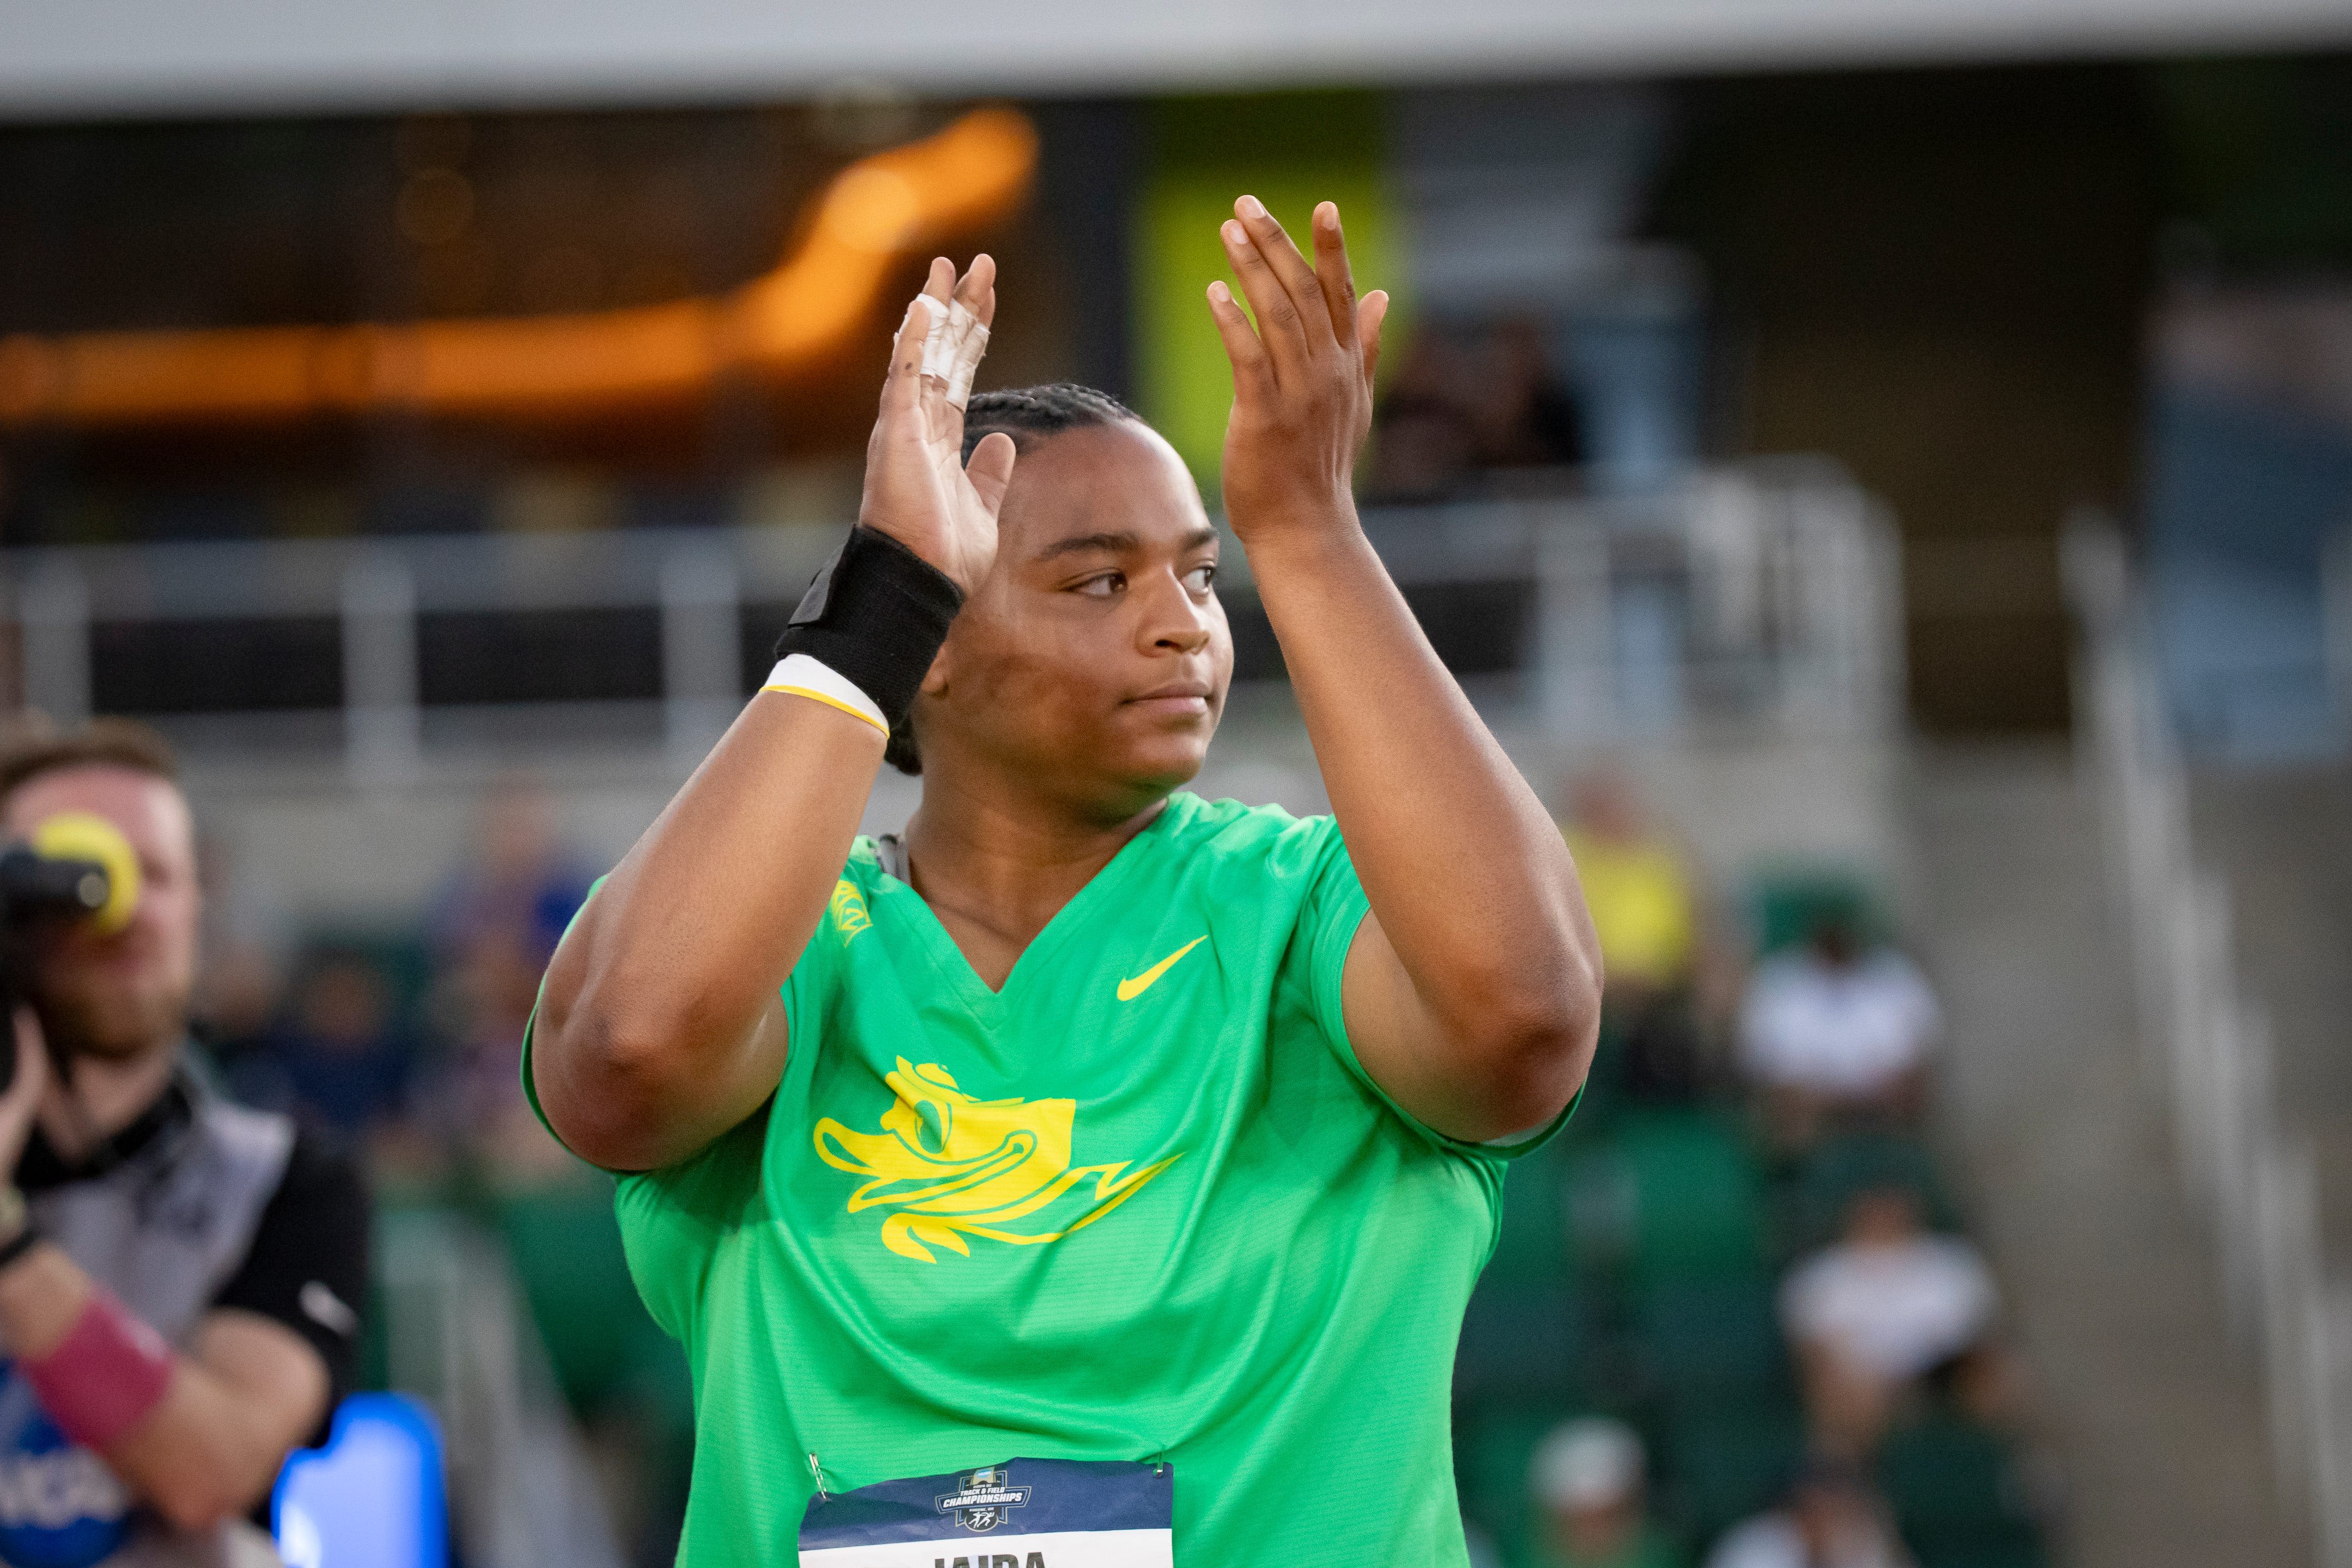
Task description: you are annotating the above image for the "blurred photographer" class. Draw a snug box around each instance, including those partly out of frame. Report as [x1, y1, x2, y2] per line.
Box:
[0, 719, 369, 1568]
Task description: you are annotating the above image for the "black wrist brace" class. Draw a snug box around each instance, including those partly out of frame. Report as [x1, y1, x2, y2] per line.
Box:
[773, 526, 965, 728]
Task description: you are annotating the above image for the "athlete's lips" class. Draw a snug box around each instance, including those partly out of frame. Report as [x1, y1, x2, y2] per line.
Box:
[1124, 681, 1214, 717]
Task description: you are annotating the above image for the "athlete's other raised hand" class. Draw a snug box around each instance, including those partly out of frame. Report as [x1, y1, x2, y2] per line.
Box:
[858, 254, 1016, 594]
[1205, 198, 1391, 543]
[1203, 194, 1599, 1147]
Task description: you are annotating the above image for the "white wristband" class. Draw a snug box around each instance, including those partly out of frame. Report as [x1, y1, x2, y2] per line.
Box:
[762, 654, 889, 736]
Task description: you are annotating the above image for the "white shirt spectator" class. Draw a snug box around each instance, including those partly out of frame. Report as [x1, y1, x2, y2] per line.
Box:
[1737, 948, 1941, 1099]
[1781, 1232, 1998, 1380]
[1705, 1511, 1906, 1568]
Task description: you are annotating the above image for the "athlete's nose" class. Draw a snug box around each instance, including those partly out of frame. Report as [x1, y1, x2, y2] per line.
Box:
[1142, 569, 1215, 656]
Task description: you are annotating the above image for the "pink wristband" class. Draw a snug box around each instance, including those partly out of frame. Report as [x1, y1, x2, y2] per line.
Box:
[20, 1286, 175, 1450]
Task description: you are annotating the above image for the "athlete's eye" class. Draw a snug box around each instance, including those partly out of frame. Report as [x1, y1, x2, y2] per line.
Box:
[1074, 572, 1124, 598]
[1183, 564, 1217, 594]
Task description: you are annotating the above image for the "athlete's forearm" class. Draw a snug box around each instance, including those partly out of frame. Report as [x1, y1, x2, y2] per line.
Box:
[1249, 515, 1600, 1119]
[533, 694, 883, 1170]
[540, 258, 1007, 1171]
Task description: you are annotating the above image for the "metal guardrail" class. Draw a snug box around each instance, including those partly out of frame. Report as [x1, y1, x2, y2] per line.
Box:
[2067, 516, 2352, 1566]
[377, 1210, 624, 1568]
[2, 457, 1901, 784]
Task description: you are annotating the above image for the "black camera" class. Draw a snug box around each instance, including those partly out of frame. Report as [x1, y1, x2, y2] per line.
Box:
[0, 813, 141, 1095]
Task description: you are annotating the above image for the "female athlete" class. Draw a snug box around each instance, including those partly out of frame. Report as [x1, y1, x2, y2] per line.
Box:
[530, 196, 1601, 1566]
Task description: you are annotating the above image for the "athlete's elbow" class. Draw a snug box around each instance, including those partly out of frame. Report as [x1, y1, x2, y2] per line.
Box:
[1458, 929, 1598, 1049]
[532, 988, 702, 1164]
[1459, 969, 1600, 1121]
[1487, 997, 1595, 1080]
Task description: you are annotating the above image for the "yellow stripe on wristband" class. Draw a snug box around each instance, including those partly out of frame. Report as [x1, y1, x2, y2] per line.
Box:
[761, 654, 890, 736]
[765, 684, 890, 736]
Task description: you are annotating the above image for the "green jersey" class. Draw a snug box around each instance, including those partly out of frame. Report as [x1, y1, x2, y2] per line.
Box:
[533, 792, 1558, 1565]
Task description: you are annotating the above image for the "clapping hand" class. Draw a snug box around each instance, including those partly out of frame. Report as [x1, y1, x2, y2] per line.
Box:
[1205, 198, 1391, 545]
[856, 254, 1015, 595]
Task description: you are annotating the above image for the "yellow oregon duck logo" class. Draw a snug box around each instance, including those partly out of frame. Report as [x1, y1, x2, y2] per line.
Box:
[829, 880, 872, 943]
[813, 1059, 1180, 1262]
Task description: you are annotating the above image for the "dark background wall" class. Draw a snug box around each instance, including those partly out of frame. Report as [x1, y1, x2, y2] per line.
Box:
[1655, 64, 2168, 735]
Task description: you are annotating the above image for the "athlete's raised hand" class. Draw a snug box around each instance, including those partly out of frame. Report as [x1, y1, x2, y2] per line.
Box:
[1206, 198, 1391, 543]
[858, 254, 1015, 594]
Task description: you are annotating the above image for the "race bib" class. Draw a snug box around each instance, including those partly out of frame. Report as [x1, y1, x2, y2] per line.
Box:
[799, 1458, 1172, 1567]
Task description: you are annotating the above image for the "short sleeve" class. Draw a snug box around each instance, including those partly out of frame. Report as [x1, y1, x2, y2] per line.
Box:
[521, 853, 865, 1168]
[614, 1106, 770, 1345]
[521, 874, 609, 1156]
[1288, 817, 1574, 1163]
[606, 850, 880, 1345]
[208, 1131, 372, 1445]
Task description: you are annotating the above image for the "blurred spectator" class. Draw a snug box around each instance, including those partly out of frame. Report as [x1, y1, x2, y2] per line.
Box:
[1563, 769, 1698, 1000]
[428, 774, 595, 974]
[424, 775, 592, 1168]
[1876, 1345, 2052, 1568]
[1470, 317, 1585, 472]
[1368, 319, 1585, 500]
[1705, 1461, 1909, 1568]
[1561, 768, 1714, 1103]
[1781, 1184, 1998, 1454]
[228, 949, 412, 1140]
[1737, 902, 1939, 1149]
[190, 828, 295, 1057]
[1371, 326, 1482, 499]
[1526, 1418, 1684, 1568]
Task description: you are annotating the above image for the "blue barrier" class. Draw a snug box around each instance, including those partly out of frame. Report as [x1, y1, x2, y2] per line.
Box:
[271, 1394, 448, 1568]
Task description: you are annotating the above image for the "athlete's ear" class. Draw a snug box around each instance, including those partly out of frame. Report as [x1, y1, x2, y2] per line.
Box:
[919, 636, 953, 696]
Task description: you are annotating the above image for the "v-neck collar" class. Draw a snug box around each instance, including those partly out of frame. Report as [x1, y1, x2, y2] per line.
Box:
[878, 792, 1195, 1019]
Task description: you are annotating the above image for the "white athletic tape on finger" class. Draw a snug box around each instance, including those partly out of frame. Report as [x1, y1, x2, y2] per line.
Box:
[946, 320, 988, 408]
[910, 293, 990, 410]
[915, 296, 967, 376]
[899, 296, 948, 378]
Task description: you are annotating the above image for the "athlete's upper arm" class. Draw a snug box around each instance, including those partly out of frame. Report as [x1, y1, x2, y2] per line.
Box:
[1339, 910, 1525, 1144]
[527, 981, 789, 1175]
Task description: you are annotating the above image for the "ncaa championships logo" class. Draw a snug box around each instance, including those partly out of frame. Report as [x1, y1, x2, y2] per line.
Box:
[935, 1466, 1030, 1533]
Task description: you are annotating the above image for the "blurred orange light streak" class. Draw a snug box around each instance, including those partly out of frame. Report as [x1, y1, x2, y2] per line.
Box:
[0, 107, 1035, 428]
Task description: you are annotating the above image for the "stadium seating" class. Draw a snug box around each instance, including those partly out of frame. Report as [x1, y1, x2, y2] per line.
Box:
[1451, 861, 2048, 1564]
[1878, 1405, 2050, 1568]
[1566, 1107, 1772, 1286]
[1791, 1129, 1962, 1250]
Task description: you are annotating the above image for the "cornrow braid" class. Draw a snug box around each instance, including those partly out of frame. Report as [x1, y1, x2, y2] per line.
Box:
[883, 385, 1142, 775]
[958, 383, 1139, 463]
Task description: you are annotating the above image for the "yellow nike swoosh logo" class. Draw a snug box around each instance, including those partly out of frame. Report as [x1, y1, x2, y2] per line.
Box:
[1117, 935, 1208, 1001]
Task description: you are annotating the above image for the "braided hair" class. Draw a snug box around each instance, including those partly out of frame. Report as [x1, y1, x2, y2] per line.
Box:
[886, 384, 1142, 774]
[957, 382, 1139, 464]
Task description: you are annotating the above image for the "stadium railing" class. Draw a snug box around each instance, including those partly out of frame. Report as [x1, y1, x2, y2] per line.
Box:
[2065, 514, 2352, 1567]
[374, 1206, 627, 1568]
[0, 457, 1900, 778]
